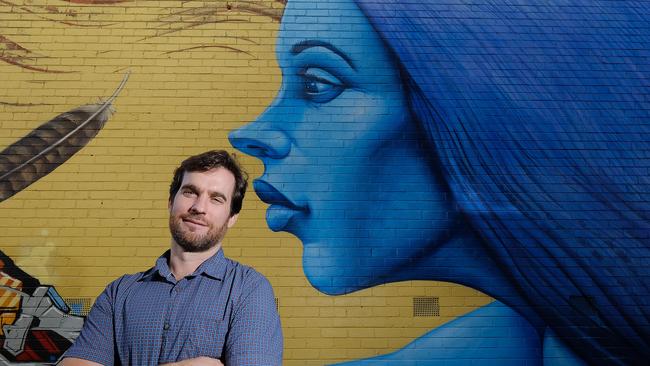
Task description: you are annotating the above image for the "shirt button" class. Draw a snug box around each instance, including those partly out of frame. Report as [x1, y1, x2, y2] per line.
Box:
[163, 323, 170, 330]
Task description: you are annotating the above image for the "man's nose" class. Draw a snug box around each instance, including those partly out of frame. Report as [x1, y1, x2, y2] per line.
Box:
[229, 111, 291, 159]
[190, 195, 208, 214]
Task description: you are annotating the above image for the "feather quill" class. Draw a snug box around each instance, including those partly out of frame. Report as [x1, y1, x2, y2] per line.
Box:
[0, 72, 129, 202]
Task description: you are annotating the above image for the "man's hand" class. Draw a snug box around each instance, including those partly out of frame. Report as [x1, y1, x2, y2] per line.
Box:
[160, 357, 224, 366]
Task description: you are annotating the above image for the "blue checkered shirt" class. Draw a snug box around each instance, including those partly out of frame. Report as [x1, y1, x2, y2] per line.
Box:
[64, 249, 283, 365]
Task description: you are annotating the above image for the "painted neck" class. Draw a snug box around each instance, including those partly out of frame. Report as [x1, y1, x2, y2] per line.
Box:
[393, 228, 544, 330]
[169, 242, 221, 280]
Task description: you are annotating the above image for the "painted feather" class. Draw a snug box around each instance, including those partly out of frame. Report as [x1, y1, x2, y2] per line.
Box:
[0, 72, 129, 202]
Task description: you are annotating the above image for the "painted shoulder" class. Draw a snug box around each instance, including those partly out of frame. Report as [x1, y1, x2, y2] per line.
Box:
[334, 301, 542, 365]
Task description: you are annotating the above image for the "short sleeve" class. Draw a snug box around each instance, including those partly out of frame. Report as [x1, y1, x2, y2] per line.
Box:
[63, 281, 117, 365]
[224, 273, 283, 365]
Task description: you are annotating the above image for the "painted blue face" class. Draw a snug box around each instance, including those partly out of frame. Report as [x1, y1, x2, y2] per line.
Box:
[230, 0, 455, 295]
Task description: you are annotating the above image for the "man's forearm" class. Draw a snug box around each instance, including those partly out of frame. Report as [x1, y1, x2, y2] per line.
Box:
[58, 357, 105, 366]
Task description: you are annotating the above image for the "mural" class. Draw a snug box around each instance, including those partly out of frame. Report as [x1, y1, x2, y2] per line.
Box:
[0, 252, 83, 364]
[230, 0, 650, 365]
[2, 0, 649, 364]
[0, 68, 126, 362]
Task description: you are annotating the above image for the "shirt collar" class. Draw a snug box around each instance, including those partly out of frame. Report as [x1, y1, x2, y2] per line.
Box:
[140, 249, 227, 282]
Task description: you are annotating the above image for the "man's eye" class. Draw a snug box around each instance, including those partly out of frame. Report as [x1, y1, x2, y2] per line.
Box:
[298, 68, 344, 103]
[182, 190, 196, 197]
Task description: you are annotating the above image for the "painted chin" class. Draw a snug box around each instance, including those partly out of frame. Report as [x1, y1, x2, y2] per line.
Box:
[302, 260, 346, 295]
[301, 241, 369, 296]
[302, 258, 359, 296]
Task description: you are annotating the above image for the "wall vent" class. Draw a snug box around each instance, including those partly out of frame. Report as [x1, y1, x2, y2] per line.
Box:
[413, 296, 439, 317]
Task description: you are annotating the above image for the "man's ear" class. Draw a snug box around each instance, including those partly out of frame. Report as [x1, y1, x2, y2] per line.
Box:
[227, 213, 239, 228]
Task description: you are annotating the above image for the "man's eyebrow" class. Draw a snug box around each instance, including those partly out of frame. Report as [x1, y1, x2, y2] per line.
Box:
[290, 40, 356, 70]
[181, 184, 198, 192]
[210, 191, 227, 201]
[182, 184, 228, 201]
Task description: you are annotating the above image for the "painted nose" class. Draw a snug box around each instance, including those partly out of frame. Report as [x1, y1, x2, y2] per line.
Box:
[229, 121, 291, 159]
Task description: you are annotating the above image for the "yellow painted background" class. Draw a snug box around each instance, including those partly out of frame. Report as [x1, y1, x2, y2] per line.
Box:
[0, 0, 491, 364]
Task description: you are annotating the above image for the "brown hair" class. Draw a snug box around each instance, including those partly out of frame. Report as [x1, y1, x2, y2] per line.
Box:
[169, 150, 248, 216]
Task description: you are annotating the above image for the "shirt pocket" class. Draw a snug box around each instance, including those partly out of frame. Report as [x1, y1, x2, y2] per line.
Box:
[179, 314, 225, 360]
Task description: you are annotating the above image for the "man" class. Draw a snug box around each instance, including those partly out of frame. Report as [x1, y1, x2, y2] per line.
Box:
[61, 150, 283, 365]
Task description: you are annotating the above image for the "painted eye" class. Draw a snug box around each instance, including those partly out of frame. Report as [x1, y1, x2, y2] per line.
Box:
[299, 67, 344, 103]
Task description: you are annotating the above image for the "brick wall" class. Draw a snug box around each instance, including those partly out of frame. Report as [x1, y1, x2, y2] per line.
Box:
[0, 1, 492, 364]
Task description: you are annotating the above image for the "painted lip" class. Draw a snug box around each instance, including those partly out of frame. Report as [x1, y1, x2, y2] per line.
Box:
[253, 179, 308, 231]
[253, 179, 305, 210]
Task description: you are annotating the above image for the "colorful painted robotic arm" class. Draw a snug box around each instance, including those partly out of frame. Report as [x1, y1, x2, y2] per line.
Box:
[0, 266, 84, 364]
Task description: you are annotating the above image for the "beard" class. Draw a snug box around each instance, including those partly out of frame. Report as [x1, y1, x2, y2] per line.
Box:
[169, 213, 229, 253]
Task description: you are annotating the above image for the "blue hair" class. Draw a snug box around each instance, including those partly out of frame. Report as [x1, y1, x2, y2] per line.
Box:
[354, 0, 650, 364]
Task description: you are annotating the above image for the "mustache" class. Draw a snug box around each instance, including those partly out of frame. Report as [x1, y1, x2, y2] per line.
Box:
[180, 213, 208, 225]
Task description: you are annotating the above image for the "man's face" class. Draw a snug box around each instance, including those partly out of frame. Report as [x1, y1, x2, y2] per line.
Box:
[168, 168, 239, 253]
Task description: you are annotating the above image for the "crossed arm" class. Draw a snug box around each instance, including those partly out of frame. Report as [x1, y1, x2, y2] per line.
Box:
[60, 272, 281, 365]
[60, 357, 224, 366]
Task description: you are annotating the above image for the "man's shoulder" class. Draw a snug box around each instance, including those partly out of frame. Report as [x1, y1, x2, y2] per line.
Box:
[222, 255, 268, 282]
[220, 256, 278, 324]
[101, 268, 154, 297]
[221, 256, 274, 296]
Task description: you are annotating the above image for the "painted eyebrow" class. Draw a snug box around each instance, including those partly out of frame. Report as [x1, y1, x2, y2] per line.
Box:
[290, 40, 356, 70]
